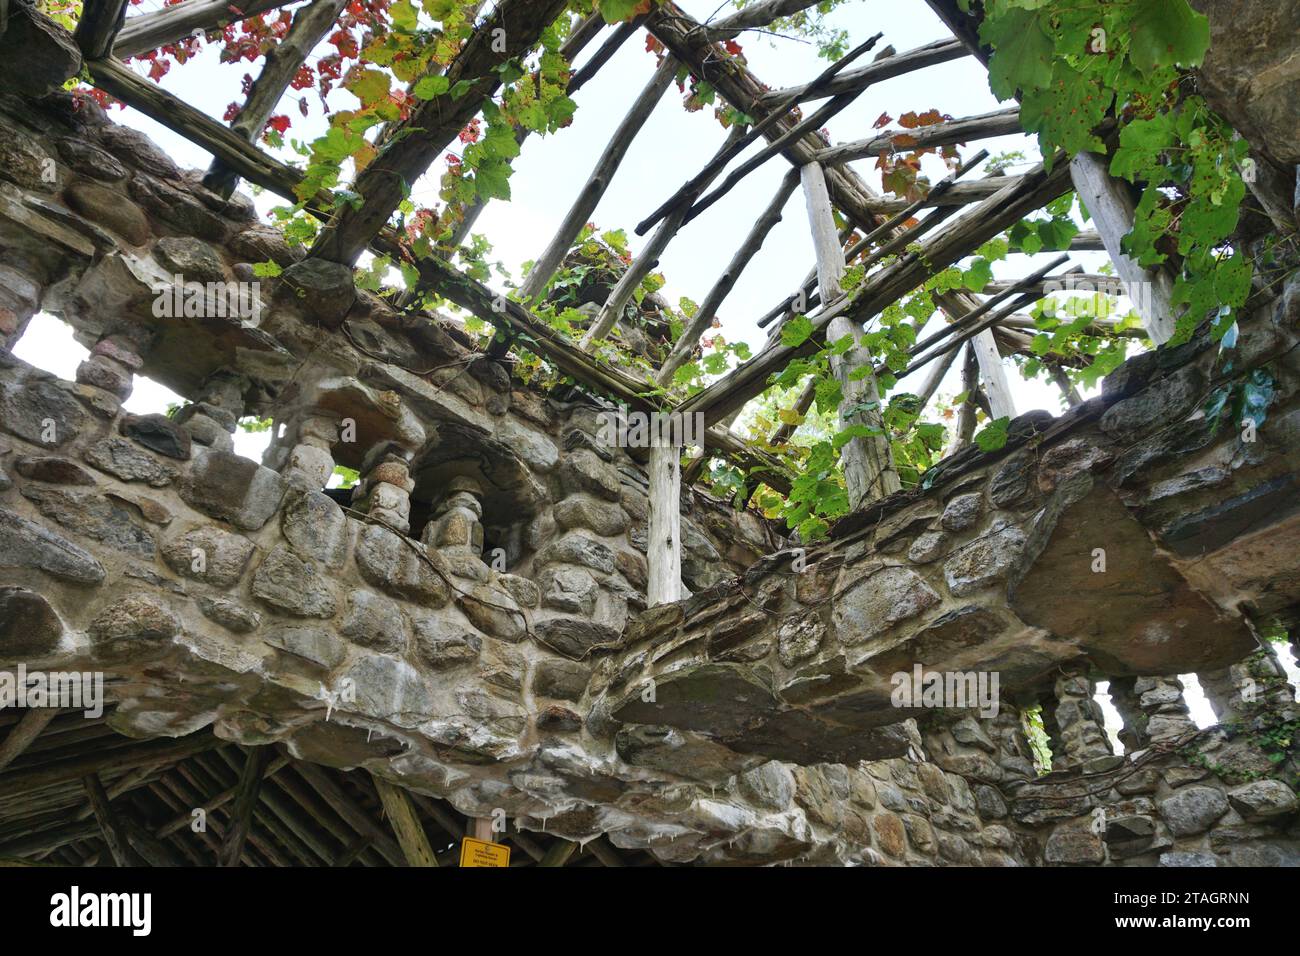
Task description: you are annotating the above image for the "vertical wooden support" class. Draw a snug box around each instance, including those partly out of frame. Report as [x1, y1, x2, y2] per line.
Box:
[646, 440, 683, 605]
[83, 773, 141, 867]
[800, 162, 900, 508]
[219, 746, 273, 867]
[469, 817, 495, 842]
[1069, 152, 1176, 344]
[538, 839, 578, 867]
[969, 327, 1016, 420]
[372, 775, 438, 867]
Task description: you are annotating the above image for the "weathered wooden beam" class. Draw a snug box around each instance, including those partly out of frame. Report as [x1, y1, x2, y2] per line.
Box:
[0, 820, 102, 859]
[204, 0, 348, 197]
[567, 13, 640, 94]
[520, 57, 677, 304]
[859, 177, 1021, 214]
[657, 168, 799, 384]
[73, 0, 129, 59]
[679, 87, 870, 228]
[441, 11, 611, 250]
[818, 107, 1022, 165]
[674, 159, 1073, 426]
[581, 124, 748, 349]
[85, 56, 318, 210]
[217, 746, 274, 866]
[114, 0, 292, 59]
[970, 327, 1015, 419]
[646, 440, 683, 605]
[0, 708, 59, 771]
[0, 731, 218, 798]
[710, 0, 831, 33]
[538, 838, 578, 867]
[292, 762, 405, 866]
[372, 775, 437, 866]
[154, 755, 287, 838]
[212, 750, 336, 864]
[635, 29, 881, 236]
[311, 0, 569, 265]
[802, 161, 899, 506]
[1068, 152, 1175, 343]
[757, 38, 968, 106]
[82, 773, 141, 866]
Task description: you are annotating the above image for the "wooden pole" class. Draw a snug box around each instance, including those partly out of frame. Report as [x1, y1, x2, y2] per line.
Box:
[372, 775, 438, 866]
[520, 57, 677, 304]
[581, 125, 749, 349]
[0, 707, 58, 771]
[1068, 152, 1176, 343]
[657, 168, 799, 384]
[82, 773, 141, 866]
[646, 439, 683, 605]
[218, 745, 273, 867]
[114, 0, 292, 59]
[801, 161, 900, 506]
[203, 0, 348, 197]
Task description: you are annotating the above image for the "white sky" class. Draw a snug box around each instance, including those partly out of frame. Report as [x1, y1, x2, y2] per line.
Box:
[10, 0, 1298, 717]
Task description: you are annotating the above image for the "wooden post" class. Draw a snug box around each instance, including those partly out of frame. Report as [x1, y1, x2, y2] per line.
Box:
[82, 773, 141, 867]
[469, 817, 495, 842]
[219, 746, 273, 867]
[1068, 148, 1176, 344]
[372, 775, 438, 867]
[538, 840, 578, 867]
[800, 161, 900, 507]
[646, 438, 683, 605]
[969, 327, 1016, 420]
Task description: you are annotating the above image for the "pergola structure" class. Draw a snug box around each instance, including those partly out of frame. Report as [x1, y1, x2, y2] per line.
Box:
[4, 0, 1285, 868]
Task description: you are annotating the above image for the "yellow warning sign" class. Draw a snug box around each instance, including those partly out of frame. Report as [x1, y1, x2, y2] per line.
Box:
[459, 837, 511, 868]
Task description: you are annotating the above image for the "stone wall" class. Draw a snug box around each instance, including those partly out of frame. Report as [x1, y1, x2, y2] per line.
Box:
[1, 88, 1298, 865]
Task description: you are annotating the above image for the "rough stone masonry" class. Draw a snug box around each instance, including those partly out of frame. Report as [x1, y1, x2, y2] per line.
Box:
[1, 12, 1300, 864]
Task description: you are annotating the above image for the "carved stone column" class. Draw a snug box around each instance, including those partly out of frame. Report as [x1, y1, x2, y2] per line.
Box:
[351, 441, 414, 534]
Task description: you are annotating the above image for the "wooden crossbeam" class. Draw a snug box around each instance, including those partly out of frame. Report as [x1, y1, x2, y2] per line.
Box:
[756, 38, 969, 106]
[658, 168, 799, 384]
[114, 0, 292, 59]
[204, 0, 348, 197]
[0, 731, 218, 798]
[674, 159, 1073, 427]
[73, 0, 129, 59]
[817, 107, 1023, 165]
[310, 0, 569, 265]
[520, 56, 677, 304]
